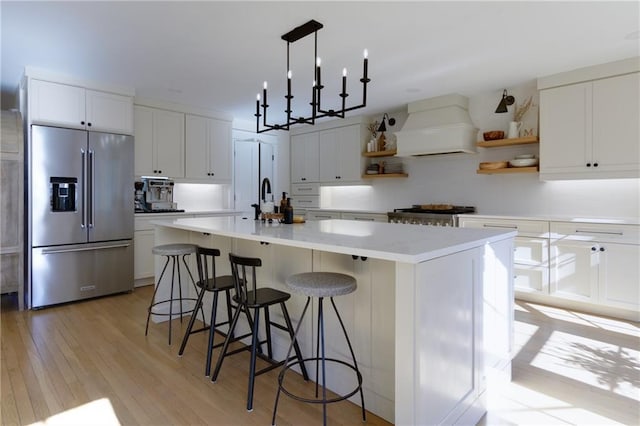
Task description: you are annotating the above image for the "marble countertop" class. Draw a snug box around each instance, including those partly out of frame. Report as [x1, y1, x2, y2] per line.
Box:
[152, 216, 516, 264]
[135, 209, 242, 217]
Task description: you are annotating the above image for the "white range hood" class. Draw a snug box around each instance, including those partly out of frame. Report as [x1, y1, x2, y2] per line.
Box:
[394, 94, 477, 156]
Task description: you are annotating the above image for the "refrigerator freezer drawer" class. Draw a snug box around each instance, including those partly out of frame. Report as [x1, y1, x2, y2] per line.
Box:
[31, 241, 133, 308]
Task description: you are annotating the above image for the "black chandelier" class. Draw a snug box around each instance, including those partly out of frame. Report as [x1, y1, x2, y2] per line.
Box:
[255, 20, 370, 133]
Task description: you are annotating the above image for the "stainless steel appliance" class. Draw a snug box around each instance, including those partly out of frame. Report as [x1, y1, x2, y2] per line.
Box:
[27, 125, 134, 308]
[140, 178, 184, 212]
[387, 204, 476, 226]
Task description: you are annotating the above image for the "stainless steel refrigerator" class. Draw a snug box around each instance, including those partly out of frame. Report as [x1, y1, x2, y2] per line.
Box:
[27, 125, 134, 308]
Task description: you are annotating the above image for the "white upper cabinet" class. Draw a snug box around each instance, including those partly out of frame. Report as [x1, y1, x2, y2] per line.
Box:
[319, 124, 363, 183]
[134, 106, 184, 178]
[29, 79, 133, 135]
[539, 71, 639, 179]
[185, 114, 232, 181]
[291, 132, 319, 183]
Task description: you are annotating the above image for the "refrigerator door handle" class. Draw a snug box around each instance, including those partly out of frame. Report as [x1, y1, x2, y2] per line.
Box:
[81, 148, 86, 229]
[41, 242, 131, 255]
[88, 149, 95, 228]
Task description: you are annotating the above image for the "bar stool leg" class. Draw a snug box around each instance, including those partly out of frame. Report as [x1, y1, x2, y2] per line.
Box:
[168, 255, 178, 345]
[271, 297, 311, 426]
[204, 291, 220, 377]
[264, 306, 273, 359]
[331, 297, 366, 422]
[319, 297, 328, 426]
[246, 307, 261, 412]
[145, 255, 171, 336]
[182, 254, 206, 325]
[212, 303, 243, 382]
[178, 281, 207, 356]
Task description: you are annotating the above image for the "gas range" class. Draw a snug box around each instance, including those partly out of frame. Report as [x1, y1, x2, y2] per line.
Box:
[387, 204, 476, 226]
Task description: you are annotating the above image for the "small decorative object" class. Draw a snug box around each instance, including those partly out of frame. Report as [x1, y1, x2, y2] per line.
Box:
[507, 121, 522, 139]
[513, 96, 533, 123]
[377, 132, 386, 151]
[483, 130, 504, 141]
[479, 161, 509, 170]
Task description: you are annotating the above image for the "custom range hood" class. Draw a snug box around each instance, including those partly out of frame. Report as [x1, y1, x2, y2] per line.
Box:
[395, 94, 477, 156]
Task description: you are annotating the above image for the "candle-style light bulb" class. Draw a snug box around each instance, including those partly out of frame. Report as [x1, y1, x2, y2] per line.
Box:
[316, 57, 321, 67]
[342, 68, 347, 77]
[363, 49, 368, 59]
[288, 70, 292, 79]
[263, 81, 267, 89]
[257, 93, 260, 101]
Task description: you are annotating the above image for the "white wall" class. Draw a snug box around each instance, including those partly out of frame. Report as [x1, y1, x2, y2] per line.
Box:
[322, 83, 640, 220]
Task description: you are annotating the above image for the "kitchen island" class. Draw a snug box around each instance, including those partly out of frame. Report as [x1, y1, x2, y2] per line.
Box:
[151, 216, 516, 425]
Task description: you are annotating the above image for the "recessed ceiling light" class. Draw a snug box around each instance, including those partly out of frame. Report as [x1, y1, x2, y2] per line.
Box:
[624, 30, 640, 40]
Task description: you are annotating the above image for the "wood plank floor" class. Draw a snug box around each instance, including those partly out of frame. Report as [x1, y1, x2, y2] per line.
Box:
[1, 287, 639, 425]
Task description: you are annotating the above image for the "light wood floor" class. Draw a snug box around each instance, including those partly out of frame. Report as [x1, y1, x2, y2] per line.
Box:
[1, 287, 639, 425]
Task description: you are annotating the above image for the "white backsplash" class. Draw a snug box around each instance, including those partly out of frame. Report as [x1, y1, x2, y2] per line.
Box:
[173, 183, 231, 211]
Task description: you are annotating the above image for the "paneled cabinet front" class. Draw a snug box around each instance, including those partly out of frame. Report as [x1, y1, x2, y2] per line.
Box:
[29, 79, 133, 135]
[318, 124, 363, 183]
[185, 114, 232, 181]
[540, 72, 640, 179]
[134, 106, 184, 178]
[291, 132, 319, 183]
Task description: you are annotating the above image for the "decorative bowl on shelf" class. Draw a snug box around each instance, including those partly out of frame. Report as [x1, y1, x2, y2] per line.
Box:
[483, 130, 505, 141]
[509, 158, 539, 167]
[479, 161, 509, 170]
[514, 154, 535, 159]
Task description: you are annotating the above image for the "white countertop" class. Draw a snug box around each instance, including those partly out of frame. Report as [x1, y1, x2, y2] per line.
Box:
[152, 216, 516, 264]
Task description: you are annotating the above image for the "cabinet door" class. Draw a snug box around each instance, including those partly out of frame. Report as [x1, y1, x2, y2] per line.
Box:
[185, 114, 209, 179]
[539, 82, 591, 172]
[598, 243, 640, 311]
[134, 106, 155, 176]
[134, 229, 155, 280]
[85, 90, 133, 135]
[291, 132, 319, 182]
[319, 125, 362, 182]
[154, 109, 184, 178]
[319, 128, 340, 182]
[208, 118, 232, 181]
[513, 236, 548, 294]
[30, 80, 86, 129]
[592, 73, 640, 174]
[550, 239, 598, 302]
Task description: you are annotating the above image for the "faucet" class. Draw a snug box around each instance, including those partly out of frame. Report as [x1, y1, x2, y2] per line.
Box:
[261, 177, 272, 202]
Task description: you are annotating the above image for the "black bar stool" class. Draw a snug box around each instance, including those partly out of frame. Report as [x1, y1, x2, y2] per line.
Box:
[272, 272, 365, 426]
[177, 246, 237, 377]
[211, 253, 309, 412]
[144, 243, 205, 345]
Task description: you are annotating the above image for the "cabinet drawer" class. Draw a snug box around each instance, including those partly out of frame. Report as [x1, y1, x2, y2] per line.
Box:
[307, 210, 341, 220]
[459, 217, 549, 237]
[551, 222, 639, 244]
[341, 212, 387, 222]
[291, 183, 320, 196]
[290, 196, 319, 209]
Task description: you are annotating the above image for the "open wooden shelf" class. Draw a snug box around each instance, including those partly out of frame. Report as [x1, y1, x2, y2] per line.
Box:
[476, 136, 539, 148]
[362, 173, 408, 179]
[363, 149, 397, 157]
[476, 166, 538, 175]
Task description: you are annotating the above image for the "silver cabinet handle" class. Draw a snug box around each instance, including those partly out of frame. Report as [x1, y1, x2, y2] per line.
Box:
[483, 224, 518, 229]
[42, 243, 131, 255]
[575, 229, 623, 236]
[353, 217, 375, 221]
[88, 150, 95, 228]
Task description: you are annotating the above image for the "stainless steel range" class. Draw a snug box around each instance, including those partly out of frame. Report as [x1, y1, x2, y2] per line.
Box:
[387, 204, 476, 226]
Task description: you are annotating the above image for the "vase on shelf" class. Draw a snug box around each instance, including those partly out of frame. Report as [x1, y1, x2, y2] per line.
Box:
[508, 121, 522, 139]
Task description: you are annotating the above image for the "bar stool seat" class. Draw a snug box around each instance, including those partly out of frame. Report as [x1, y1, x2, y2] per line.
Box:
[145, 243, 205, 345]
[272, 271, 365, 426]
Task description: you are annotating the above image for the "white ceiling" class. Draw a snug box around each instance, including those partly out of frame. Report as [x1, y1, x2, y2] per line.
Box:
[2, 1, 639, 126]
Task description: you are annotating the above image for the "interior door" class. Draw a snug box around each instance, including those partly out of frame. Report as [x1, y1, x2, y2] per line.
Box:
[234, 140, 275, 217]
[31, 125, 87, 247]
[88, 131, 134, 242]
[234, 140, 259, 217]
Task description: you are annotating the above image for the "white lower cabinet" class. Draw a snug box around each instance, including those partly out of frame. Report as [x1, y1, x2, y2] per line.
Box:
[550, 222, 639, 312]
[306, 210, 387, 222]
[461, 216, 639, 320]
[458, 217, 549, 295]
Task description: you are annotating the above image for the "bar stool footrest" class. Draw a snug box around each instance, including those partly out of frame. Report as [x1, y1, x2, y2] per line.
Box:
[277, 357, 363, 405]
[148, 297, 200, 316]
